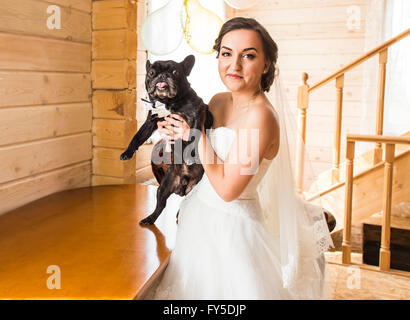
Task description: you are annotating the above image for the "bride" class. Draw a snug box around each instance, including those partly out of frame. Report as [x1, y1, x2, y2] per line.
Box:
[145, 17, 333, 300]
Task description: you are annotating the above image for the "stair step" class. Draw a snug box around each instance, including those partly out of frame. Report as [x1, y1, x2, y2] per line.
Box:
[363, 223, 410, 272]
[329, 201, 410, 252]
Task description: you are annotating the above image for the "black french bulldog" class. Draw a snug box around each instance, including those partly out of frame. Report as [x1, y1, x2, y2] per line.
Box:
[120, 55, 213, 226]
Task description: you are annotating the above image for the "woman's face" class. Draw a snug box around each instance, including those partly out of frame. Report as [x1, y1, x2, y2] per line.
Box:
[218, 29, 267, 94]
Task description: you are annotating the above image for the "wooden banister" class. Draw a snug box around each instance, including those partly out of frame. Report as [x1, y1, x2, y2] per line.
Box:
[308, 28, 410, 93]
[305, 148, 410, 202]
[342, 134, 410, 271]
[332, 74, 344, 183]
[295, 73, 309, 194]
[346, 134, 410, 144]
[374, 48, 388, 164]
[295, 28, 410, 193]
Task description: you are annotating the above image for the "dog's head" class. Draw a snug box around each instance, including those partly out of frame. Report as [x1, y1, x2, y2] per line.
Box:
[145, 55, 195, 104]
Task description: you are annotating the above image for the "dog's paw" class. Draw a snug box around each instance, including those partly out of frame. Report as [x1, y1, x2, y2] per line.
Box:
[120, 149, 134, 161]
[139, 216, 156, 226]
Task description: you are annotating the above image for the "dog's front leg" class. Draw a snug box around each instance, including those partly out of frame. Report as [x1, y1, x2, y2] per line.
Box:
[139, 166, 177, 225]
[120, 111, 161, 160]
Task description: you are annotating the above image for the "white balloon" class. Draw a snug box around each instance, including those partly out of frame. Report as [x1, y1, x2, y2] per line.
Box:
[184, 0, 224, 54]
[224, 0, 258, 10]
[141, 0, 184, 56]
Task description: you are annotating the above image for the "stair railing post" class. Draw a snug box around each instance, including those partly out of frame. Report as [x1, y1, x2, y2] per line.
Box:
[332, 74, 344, 184]
[374, 49, 388, 165]
[342, 139, 355, 265]
[295, 72, 309, 195]
[379, 143, 395, 271]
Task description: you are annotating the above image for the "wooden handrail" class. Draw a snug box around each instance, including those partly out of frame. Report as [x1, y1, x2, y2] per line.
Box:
[347, 134, 410, 144]
[305, 148, 410, 202]
[342, 134, 408, 271]
[308, 28, 410, 92]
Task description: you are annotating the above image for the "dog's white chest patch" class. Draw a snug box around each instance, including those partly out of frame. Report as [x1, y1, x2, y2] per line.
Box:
[142, 99, 170, 118]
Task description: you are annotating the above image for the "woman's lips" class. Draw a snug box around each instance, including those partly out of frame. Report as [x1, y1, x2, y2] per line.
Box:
[227, 74, 243, 79]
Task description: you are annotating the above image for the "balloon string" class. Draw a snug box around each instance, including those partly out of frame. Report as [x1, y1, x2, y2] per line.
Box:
[183, 0, 192, 42]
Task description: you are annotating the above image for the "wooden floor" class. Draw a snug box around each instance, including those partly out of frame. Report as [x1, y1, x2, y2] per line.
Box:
[0, 184, 182, 300]
[325, 252, 410, 300]
[1, 184, 408, 300]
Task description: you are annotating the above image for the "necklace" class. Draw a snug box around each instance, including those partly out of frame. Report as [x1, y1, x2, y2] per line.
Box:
[226, 94, 259, 128]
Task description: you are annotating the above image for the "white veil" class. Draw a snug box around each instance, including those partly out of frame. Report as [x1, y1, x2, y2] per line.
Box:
[256, 67, 334, 299]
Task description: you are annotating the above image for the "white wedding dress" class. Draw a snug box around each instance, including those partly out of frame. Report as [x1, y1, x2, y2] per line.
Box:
[145, 126, 299, 299]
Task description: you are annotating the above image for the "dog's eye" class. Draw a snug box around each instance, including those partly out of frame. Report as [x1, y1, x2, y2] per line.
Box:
[148, 69, 156, 77]
[172, 70, 179, 76]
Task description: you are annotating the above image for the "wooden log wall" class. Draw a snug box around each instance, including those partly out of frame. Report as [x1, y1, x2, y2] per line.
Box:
[0, 0, 93, 215]
[228, 0, 370, 176]
[91, 0, 138, 186]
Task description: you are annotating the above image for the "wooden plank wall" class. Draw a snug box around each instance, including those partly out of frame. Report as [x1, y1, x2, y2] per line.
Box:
[91, 0, 138, 186]
[0, 0, 93, 215]
[227, 0, 369, 176]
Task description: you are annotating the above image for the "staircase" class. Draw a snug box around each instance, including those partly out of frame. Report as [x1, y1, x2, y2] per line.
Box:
[305, 131, 410, 233]
[296, 28, 410, 298]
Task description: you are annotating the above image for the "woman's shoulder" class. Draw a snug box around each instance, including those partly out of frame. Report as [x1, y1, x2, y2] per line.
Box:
[248, 101, 278, 127]
[209, 91, 231, 102]
[208, 92, 231, 112]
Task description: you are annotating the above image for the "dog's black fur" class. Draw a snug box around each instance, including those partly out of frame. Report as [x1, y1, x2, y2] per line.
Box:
[120, 55, 213, 226]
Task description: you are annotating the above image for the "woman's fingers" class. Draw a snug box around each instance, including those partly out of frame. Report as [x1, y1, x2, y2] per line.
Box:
[157, 114, 188, 144]
[165, 114, 190, 141]
[165, 116, 179, 127]
[168, 113, 185, 123]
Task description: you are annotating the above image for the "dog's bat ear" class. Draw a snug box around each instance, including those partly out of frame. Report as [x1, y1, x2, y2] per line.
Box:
[146, 60, 152, 72]
[181, 55, 195, 76]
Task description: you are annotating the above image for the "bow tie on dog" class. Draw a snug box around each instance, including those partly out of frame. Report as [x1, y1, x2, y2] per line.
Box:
[120, 55, 213, 226]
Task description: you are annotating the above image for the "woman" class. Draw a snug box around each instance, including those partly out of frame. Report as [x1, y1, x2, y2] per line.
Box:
[146, 17, 333, 299]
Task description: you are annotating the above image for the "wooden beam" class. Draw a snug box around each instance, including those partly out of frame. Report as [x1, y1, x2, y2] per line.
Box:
[0, 0, 91, 43]
[92, 60, 136, 89]
[0, 162, 91, 215]
[0, 33, 91, 72]
[0, 72, 91, 107]
[0, 133, 92, 184]
[0, 103, 92, 146]
[92, 30, 137, 60]
[92, 119, 137, 149]
[92, 89, 136, 120]
[92, 0, 137, 31]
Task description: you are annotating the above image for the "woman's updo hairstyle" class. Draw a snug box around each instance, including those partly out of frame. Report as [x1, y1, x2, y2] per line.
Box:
[213, 17, 278, 92]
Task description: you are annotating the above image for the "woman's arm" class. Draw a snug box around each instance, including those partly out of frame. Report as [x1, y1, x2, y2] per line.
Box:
[198, 104, 277, 202]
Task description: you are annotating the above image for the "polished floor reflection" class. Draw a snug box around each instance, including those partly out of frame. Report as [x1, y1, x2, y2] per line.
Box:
[0, 184, 182, 299]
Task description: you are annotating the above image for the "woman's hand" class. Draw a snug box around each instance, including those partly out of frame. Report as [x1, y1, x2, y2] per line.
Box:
[157, 113, 190, 144]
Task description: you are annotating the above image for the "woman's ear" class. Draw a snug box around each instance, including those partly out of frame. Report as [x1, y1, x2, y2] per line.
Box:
[263, 62, 270, 74]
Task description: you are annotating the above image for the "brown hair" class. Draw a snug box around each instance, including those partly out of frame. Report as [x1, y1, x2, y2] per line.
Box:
[213, 17, 278, 92]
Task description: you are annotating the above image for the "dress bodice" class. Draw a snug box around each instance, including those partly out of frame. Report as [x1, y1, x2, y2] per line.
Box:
[204, 126, 273, 200]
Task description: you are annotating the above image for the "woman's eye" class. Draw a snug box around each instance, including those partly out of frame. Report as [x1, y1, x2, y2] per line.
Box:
[221, 52, 230, 57]
[243, 54, 255, 59]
